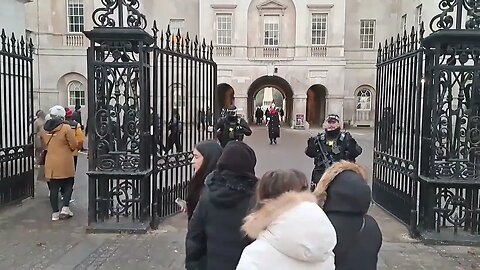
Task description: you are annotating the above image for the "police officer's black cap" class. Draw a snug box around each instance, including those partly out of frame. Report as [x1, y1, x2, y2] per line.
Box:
[226, 105, 237, 111]
[326, 114, 340, 122]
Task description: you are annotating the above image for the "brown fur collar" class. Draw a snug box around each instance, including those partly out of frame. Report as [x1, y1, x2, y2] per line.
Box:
[242, 191, 317, 239]
[313, 161, 367, 207]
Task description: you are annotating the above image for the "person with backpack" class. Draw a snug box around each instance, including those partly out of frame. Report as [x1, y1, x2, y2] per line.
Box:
[214, 105, 252, 147]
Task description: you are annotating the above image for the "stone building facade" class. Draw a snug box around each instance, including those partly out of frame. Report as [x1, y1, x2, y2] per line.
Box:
[0, 0, 30, 38]
[19, 0, 437, 127]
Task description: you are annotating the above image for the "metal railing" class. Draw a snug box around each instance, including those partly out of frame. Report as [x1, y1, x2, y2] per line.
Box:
[0, 29, 35, 208]
[214, 45, 334, 59]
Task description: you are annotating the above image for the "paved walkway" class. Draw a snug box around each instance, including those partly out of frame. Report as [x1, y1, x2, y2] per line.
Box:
[0, 127, 478, 269]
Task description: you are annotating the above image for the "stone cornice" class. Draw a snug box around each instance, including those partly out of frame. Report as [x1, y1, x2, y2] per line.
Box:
[307, 4, 334, 10]
[210, 4, 237, 10]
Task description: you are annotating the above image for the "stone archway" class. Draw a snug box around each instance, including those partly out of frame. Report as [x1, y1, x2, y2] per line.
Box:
[247, 75, 294, 124]
[306, 84, 328, 126]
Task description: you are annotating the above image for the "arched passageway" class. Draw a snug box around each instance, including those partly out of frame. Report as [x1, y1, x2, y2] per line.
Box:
[253, 87, 286, 123]
[306, 84, 328, 126]
[247, 75, 293, 124]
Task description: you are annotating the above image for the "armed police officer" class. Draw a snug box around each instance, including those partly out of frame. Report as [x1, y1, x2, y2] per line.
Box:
[215, 105, 252, 147]
[305, 114, 362, 190]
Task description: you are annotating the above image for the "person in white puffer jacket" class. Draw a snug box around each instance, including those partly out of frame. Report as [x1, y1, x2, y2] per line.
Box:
[236, 169, 337, 270]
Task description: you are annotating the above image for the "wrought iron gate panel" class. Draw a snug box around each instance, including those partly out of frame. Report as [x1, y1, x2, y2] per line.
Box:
[375, 1, 480, 244]
[85, 2, 217, 232]
[151, 24, 216, 219]
[0, 29, 34, 208]
[418, 2, 480, 240]
[373, 26, 424, 229]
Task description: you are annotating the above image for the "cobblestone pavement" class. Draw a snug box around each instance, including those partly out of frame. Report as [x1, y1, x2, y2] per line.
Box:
[0, 127, 478, 269]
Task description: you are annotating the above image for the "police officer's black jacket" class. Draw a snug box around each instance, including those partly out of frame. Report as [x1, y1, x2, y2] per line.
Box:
[215, 116, 252, 147]
[305, 129, 362, 165]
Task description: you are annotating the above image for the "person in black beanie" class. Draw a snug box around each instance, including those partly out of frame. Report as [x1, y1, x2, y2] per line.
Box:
[185, 141, 258, 270]
[314, 161, 382, 270]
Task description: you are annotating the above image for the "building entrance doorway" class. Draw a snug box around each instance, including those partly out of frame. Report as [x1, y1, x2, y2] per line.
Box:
[306, 84, 327, 126]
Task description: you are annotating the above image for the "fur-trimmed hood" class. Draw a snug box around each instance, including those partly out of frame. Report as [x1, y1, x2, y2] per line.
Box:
[242, 191, 337, 263]
[313, 160, 371, 215]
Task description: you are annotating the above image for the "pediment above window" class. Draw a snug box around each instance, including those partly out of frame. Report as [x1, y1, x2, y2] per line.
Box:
[257, 0, 287, 13]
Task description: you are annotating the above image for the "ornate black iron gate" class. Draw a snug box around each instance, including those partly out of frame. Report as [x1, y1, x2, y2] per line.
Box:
[152, 24, 216, 219]
[0, 29, 34, 208]
[85, 1, 216, 233]
[373, 26, 425, 232]
[374, 1, 480, 244]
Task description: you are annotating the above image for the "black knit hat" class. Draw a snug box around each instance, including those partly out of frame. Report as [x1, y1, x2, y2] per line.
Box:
[217, 141, 256, 176]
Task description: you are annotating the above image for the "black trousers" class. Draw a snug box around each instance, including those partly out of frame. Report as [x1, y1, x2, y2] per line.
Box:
[310, 168, 326, 191]
[49, 178, 74, 212]
[165, 133, 182, 153]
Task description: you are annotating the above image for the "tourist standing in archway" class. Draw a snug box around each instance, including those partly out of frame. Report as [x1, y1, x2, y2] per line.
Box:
[255, 107, 263, 125]
[266, 103, 280, 144]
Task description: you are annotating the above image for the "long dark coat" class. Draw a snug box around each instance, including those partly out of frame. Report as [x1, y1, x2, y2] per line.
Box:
[267, 111, 280, 139]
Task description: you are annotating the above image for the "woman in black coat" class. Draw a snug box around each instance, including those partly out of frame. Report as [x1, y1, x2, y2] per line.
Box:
[314, 161, 382, 270]
[186, 140, 222, 220]
[185, 141, 258, 270]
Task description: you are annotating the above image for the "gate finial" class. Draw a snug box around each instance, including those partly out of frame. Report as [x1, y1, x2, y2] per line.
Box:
[430, 0, 480, 32]
[92, 0, 147, 29]
[185, 32, 191, 55]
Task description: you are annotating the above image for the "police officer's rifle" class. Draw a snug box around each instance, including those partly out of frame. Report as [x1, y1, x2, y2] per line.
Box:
[309, 131, 335, 170]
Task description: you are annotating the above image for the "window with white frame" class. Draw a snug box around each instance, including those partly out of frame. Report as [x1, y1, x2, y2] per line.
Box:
[264, 15, 280, 46]
[360, 20, 376, 49]
[401, 14, 407, 33]
[68, 81, 86, 106]
[216, 14, 232, 45]
[169, 19, 185, 46]
[416, 5, 422, 28]
[67, 0, 84, 33]
[356, 89, 372, 111]
[312, 13, 328, 45]
[169, 19, 185, 35]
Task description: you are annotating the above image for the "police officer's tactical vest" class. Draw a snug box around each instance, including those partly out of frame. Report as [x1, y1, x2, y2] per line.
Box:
[223, 117, 242, 140]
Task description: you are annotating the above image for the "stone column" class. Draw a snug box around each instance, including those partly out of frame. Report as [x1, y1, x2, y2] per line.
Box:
[234, 94, 248, 120]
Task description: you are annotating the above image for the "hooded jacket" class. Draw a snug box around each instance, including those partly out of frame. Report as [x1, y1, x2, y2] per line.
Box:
[314, 161, 382, 270]
[41, 118, 78, 179]
[236, 191, 336, 270]
[185, 141, 258, 270]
